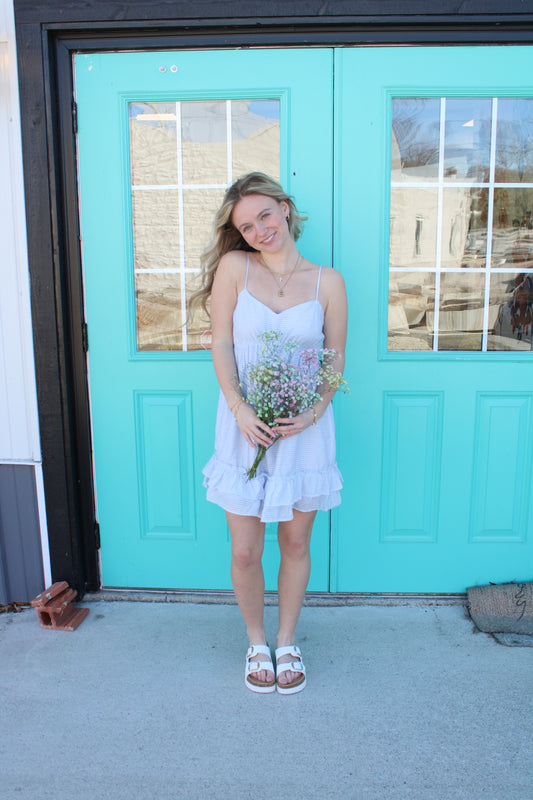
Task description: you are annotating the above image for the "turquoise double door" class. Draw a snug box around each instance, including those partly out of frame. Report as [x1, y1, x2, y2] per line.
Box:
[76, 46, 533, 592]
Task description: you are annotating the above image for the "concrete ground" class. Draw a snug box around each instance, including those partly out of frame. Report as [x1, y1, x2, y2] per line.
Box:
[1, 599, 532, 800]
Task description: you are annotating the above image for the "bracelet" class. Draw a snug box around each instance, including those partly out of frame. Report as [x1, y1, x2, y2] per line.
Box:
[311, 406, 318, 425]
[231, 398, 244, 418]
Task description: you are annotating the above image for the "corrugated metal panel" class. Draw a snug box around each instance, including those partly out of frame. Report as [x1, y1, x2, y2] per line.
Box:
[0, 464, 44, 604]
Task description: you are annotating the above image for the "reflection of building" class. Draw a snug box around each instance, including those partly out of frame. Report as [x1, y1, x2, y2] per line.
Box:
[388, 124, 533, 351]
[130, 101, 280, 350]
[390, 133, 479, 269]
[493, 271, 533, 345]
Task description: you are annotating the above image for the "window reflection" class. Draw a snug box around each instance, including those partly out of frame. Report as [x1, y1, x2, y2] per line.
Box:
[129, 103, 178, 185]
[391, 98, 440, 181]
[441, 188, 488, 269]
[181, 101, 228, 185]
[135, 274, 183, 351]
[183, 189, 226, 274]
[389, 95, 533, 353]
[128, 99, 280, 351]
[390, 189, 437, 269]
[492, 189, 533, 267]
[388, 272, 435, 351]
[443, 98, 492, 182]
[490, 272, 533, 351]
[132, 190, 180, 271]
[232, 99, 281, 180]
[495, 98, 533, 183]
[437, 273, 485, 351]
[185, 273, 212, 351]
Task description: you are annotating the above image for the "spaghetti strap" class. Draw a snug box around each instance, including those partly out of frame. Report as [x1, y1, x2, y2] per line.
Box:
[315, 266, 323, 300]
[244, 252, 250, 289]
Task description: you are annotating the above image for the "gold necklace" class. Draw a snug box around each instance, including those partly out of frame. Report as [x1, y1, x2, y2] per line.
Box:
[259, 253, 302, 297]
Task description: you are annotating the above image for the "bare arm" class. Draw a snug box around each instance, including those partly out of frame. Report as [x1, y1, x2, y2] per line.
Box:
[210, 252, 275, 449]
[316, 267, 348, 415]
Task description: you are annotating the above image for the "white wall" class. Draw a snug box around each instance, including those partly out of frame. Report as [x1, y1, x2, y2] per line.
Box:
[0, 0, 51, 584]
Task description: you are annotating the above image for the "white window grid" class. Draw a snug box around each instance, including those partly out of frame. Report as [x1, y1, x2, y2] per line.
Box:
[390, 97, 533, 352]
[130, 99, 236, 352]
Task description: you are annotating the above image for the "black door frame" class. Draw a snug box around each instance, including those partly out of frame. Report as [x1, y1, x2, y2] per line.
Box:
[14, 1, 533, 594]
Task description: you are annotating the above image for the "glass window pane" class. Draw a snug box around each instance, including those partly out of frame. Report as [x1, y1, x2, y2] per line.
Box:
[128, 98, 280, 351]
[388, 272, 435, 351]
[489, 272, 533, 351]
[129, 102, 178, 185]
[437, 273, 486, 351]
[232, 99, 280, 180]
[495, 98, 533, 183]
[390, 188, 438, 269]
[183, 188, 226, 274]
[441, 188, 489, 269]
[186, 273, 212, 351]
[391, 98, 440, 182]
[388, 95, 533, 353]
[443, 98, 492, 182]
[132, 190, 180, 271]
[181, 101, 228, 185]
[135, 274, 183, 351]
[492, 189, 533, 267]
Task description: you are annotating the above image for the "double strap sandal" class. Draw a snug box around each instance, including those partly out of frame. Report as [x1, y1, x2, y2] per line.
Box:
[275, 645, 306, 694]
[245, 645, 276, 693]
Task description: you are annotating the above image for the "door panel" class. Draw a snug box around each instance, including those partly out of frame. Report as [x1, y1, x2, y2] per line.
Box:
[334, 46, 533, 591]
[75, 49, 333, 589]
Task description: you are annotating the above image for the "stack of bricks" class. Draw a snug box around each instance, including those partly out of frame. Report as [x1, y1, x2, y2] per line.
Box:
[31, 581, 89, 631]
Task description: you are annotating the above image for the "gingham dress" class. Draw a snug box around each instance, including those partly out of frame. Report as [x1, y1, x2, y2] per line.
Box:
[202, 256, 343, 523]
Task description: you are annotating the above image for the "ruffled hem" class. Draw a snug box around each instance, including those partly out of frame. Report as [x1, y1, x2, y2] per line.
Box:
[202, 455, 343, 523]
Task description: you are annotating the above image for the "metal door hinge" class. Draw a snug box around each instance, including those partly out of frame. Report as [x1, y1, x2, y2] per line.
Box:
[82, 322, 88, 352]
[72, 100, 78, 135]
[94, 522, 101, 550]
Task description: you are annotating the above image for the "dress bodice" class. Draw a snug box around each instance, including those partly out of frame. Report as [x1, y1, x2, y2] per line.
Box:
[233, 288, 325, 361]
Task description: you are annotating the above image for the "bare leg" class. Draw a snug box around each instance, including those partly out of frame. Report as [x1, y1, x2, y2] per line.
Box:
[226, 511, 273, 684]
[276, 509, 316, 685]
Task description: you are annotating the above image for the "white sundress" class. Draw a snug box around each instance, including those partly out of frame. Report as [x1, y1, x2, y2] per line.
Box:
[202, 255, 343, 523]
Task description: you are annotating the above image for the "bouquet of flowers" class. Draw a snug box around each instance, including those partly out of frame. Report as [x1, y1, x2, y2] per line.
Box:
[241, 330, 348, 480]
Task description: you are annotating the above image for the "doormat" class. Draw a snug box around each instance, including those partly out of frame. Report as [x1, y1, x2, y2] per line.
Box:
[467, 582, 533, 644]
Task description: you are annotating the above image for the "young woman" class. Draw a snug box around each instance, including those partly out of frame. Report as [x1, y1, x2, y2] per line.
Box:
[194, 173, 347, 694]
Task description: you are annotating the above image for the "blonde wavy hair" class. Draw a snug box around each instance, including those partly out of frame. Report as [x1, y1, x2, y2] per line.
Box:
[189, 172, 306, 318]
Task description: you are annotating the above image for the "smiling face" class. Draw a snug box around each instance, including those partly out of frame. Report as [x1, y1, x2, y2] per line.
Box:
[231, 194, 291, 253]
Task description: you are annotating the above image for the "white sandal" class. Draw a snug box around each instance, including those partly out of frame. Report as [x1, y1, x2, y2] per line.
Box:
[245, 645, 276, 693]
[275, 645, 306, 694]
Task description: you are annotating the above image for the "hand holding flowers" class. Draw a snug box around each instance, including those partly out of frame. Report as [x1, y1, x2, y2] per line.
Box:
[239, 331, 348, 480]
[233, 399, 276, 451]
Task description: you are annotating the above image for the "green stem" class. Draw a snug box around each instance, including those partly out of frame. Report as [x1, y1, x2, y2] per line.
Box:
[246, 445, 266, 480]
[246, 434, 281, 481]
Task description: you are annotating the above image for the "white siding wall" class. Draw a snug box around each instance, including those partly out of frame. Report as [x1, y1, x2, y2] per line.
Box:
[0, 0, 51, 584]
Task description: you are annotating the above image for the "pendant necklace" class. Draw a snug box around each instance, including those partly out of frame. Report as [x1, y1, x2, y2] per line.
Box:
[259, 252, 302, 297]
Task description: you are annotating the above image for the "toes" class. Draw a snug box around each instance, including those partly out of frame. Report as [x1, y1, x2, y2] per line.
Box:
[250, 669, 274, 684]
[278, 670, 296, 686]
